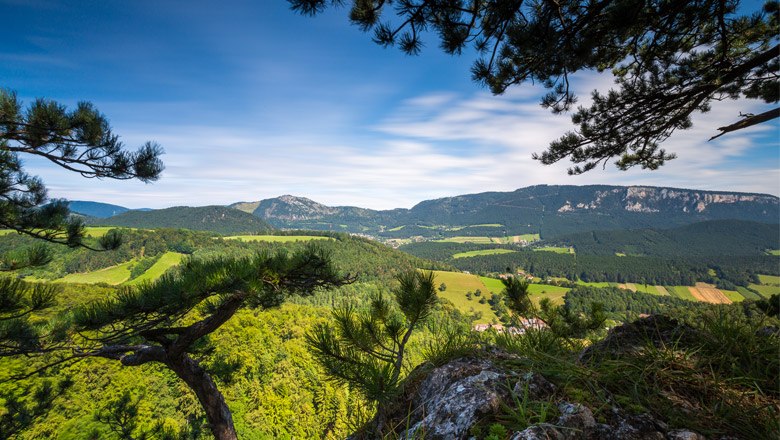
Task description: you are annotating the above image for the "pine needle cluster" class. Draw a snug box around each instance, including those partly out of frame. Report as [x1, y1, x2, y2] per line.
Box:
[307, 270, 438, 409]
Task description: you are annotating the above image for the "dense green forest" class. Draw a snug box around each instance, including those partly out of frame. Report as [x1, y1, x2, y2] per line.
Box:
[89, 206, 274, 236]
[549, 220, 780, 257]
[400, 241, 780, 288]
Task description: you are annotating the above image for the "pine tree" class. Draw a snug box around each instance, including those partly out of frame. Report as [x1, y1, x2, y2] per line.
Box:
[306, 270, 438, 429]
[290, 0, 779, 173]
[0, 88, 163, 246]
[0, 87, 164, 436]
[0, 88, 163, 356]
[70, 245, 350, 440]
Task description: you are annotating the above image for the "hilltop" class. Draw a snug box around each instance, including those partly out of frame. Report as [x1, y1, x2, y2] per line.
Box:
[89, 205, 273, 235]
[67, 201, 131, 218]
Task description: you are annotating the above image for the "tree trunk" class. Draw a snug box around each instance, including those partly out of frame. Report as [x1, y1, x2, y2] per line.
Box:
[168, 353, 237, 440]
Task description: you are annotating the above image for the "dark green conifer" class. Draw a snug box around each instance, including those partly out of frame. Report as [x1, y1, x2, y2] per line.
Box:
[306, 270, 438, 424]
[290, 0, 779, 173]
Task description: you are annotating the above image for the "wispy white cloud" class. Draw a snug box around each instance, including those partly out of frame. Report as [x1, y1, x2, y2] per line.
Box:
[31, 71, 779, 211]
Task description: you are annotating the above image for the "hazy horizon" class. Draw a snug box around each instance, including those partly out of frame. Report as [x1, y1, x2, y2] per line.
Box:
[68, 182, 780, 212]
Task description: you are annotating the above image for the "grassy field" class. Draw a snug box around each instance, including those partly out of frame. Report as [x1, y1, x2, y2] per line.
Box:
[224, 235, 333, 242]
[83, 227, 117, 238]
[527, 283, 568, 305]
[721, 289, 745, 302]
[0, 226, 134, 238]
[58, 260, 135, 285]
[576, 281, 612, 288]
[126, 252, 185, 285]
[743, 274, 780, 299]
[748, 283, 780, 299]
[452, 249, 518, 259]
[534, 246, 574, 254]
[431, 271, 498, 323]
[436, 236, 499, 244]
[736, 286, 762, 301]
[479, 276, 569, 306]
[577, 281, 671, 296]
[479, 276, 505, 294]
[435, 234, 539, 245]
[668, 286, 698, 301]
[758, 274, 780, 285]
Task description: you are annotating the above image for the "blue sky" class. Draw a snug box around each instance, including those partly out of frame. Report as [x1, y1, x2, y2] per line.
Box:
[2, 0, 778, 209]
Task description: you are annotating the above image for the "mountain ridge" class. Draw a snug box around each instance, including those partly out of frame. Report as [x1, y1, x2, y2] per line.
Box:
[71, 184, 779, 238]
[242, 185, 779, 237]
[88, 205, 273, 235]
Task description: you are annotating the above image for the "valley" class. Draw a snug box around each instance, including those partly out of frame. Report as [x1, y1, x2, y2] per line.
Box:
[3, 185, 778, 439]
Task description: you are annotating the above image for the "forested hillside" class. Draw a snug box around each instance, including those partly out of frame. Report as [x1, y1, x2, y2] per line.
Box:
[89, 206, 274, 235]
[67, 201, 131, 218]
[400, 240, 779, 289]
[551, 220, 780, 256]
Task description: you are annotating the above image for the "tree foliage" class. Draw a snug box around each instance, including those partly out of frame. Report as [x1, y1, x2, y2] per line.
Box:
[0, 278, 59, 357]
[0, 88, 164, 361]
[290, 0, 779, 173]
[0, 88, 163, 247]
[500, 275, 606, 338]
[70, 245, 350, 440]
[306, 270, 438, 420]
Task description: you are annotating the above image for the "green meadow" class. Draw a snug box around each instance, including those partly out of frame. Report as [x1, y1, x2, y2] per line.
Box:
[736, 286, 762, 301]
[437, 236, 499, 244]
[748, 283, 780, 299]
[436, 233, 540, 245]
[758, 274, 780, 285]
[224, 235, 333, 243]
[479, 276, 506, 294]
[430, 270, 498, 323]
[534, 246, 574, 254]
[126, 252, 186, 285]
[58, 260, 135, 285]
[668, 286, 698, 301]
[452, 249, 518, 259]
[721, 289, 745, 302]
[576, 281, 612, 288]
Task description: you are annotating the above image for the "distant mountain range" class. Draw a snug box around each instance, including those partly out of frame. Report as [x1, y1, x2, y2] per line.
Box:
[68, 201, 133, 218]
[87, 206, 272, 235]
[243, 185, 779, 238]
[72, 185, 779, 238]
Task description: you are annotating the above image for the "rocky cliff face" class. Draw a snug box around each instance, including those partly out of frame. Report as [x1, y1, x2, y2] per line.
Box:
[556, 186, 776, 215]
[254, 195, 343, 220]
